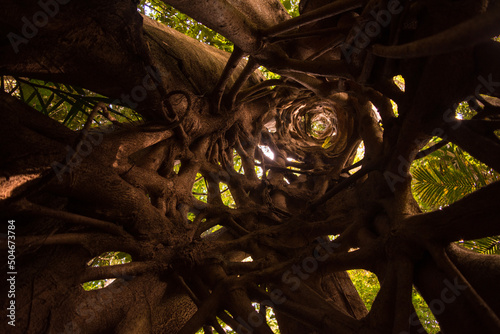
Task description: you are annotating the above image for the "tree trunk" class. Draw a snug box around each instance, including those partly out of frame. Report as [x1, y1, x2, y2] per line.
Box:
[1, 0, 500, 333]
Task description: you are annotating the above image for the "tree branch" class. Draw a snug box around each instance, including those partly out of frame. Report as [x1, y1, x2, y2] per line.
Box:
[263, 0, 363, 37]
[392, 257, 415, 333]
[441, 120, 500, 172]
[227, 58, 260, 108]
[13, 199, 129, 236]
[251, 285, 361, 333]
[371, 4, 500, 59]
[365, 263, 398, 332]
[7, 233, 86, 249]
[161, 0, 280, 54]
[415, 140, 449, 160]
[310, 163, 377, 209]
[427, 244, 500, 331]
[177, 285, 224, 334]
[269, 58, 353, 80]
[212, 47, 246, 112]
[268, 27, 348, 43]
[404, 181, 500, 242]
[80, 261, 159, 283]
[237, 79, 286, 102]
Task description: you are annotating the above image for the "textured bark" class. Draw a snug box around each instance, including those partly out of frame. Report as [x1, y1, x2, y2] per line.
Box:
[1, 0, 500, 333]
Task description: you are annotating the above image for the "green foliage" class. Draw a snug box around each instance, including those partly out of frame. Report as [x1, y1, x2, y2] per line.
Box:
[455, 101, 476, 120]
[87, 251, 132, 267]
[281, 0, 300, 17]
[347, 270, 379, 311]
[138, 0, 234, 52]
[136, 1, 292, 80]
[233, 150, 244, 174]
[82, 252, 132, 291]
[458, 236, 500, 255]
[191, 174, 236, 210]
[354, 142, 365, 164]
[259, 66, 281, 80]
[233, 148, 266, 179]
[9, 2, 498, 330]
[411, 132, 500, 256]
[411, 288, 440, 333]
[393, 75, 405, 92]
[310, 119, 326, 138]
[348, 65, 499, 334]
[200, 223, 222, 236]
[220, 182, 236, 208]
[195, 305, 280, 334]
[173, 162, 181, 174]
[411, 99, 497, 212]
[187, 212, 196, 221]
[81, 279, 108, 291]
[348, 270, 439, 333]
[2, 76, 141, 130]
[192, 173, 208, 203]
[412, 143, 500, 211]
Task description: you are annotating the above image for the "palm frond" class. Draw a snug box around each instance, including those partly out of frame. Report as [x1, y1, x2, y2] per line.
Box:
[412, 143, 500, 256]
[459, 236, 500, 255]
[411, 144, 500, 211]
[3, 76, 142, 130]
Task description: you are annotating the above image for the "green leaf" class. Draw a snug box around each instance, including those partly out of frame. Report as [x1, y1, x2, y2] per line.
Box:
[63, 100, 85, 128]
[411, 143, 500, 211]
